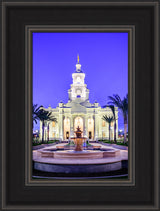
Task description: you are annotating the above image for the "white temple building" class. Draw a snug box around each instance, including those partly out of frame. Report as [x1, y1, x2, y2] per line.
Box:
[40, 56, 118, 141]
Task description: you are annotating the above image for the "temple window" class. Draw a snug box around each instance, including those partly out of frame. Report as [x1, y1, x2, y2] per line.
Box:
[102, 120, 106, 127]
[76, 76, 81, 83]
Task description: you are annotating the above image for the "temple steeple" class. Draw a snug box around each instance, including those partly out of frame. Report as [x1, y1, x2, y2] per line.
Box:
[77, 54, 80, 63]
[75, 54, 82, 73]
[68, 55, 89, 101]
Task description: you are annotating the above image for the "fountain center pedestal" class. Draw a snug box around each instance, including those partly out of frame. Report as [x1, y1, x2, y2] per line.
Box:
[71, 126, 87, 151]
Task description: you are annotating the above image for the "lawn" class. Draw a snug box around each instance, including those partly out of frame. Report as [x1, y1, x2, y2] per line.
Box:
[98, 139, 128, 146]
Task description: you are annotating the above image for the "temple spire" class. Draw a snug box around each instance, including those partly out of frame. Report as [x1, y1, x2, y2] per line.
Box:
[77, 54, 80, 63]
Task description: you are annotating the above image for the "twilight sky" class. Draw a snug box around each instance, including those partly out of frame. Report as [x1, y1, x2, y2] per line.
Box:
[33, 32, 128, 131]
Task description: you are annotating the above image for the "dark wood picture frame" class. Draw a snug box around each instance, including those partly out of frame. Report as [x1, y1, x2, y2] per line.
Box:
[0, 1, 159, 210]
[26, 25, 135, 186]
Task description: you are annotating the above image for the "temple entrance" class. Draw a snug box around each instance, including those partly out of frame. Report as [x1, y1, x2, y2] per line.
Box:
[64, 118, 70, 139]
[89, 131, 92, 139]
[88, 118, 94, 140]
[74, 117, 83, 137]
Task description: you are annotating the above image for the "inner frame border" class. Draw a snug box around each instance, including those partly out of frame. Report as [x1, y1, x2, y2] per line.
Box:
[25, 25, 135, 187]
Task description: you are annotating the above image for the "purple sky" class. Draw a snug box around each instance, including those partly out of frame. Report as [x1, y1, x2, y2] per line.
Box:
[33, 32, 128, 131]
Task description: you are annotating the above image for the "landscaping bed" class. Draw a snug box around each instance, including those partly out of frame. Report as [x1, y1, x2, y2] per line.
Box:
[98, 139, 128, 146]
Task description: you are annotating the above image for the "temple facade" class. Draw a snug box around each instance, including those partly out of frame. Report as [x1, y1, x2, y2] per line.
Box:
[40, 56, 118, 141]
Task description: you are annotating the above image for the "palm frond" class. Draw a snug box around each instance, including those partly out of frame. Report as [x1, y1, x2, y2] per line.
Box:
[102, 115, 114, 123]
[108, 105, 115, 118]
[108, 94, 128, 116]
[108, 94, 122, 108]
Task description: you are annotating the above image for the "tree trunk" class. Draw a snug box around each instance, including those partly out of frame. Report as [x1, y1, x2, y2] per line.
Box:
[114, 120, 117, 144]
[124, 117, 128, 143]
[109, 123, 111, 142]
[47, 123, 49, 143]
[42, 120, 44, 144]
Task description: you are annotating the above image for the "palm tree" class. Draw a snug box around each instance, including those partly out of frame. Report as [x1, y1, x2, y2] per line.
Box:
[108, 94, 128, 143]
[102, 105, 117, 144]
[108, 105, 117, 144]
[47, 123, 50, 143]
[37, 107, 57, 144]
[32, 104, 42, 127]
[102, 115, 114, 142]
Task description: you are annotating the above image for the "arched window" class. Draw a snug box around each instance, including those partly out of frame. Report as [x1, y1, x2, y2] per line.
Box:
[88, 118, 94, 139]
[74, 117, 83, 135]
[76, 76, 81, 83]
[64, 118, 70, 139]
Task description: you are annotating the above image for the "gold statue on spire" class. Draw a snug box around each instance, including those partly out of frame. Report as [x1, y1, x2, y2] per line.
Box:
[77, 54, 80, 63]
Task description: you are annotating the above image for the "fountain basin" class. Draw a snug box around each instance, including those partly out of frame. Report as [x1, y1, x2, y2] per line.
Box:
[37, 148, 120, 158]
[54, 150, 104, 159]
[56, 145, 65, 150]
[33, 143, 127, 175]
[34, 161, 122, 174]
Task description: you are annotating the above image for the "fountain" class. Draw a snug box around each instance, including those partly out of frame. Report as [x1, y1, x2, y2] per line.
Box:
[51, 126, 106, 159]
[70, 126, 87, 151]
[33, 127, 128, 175]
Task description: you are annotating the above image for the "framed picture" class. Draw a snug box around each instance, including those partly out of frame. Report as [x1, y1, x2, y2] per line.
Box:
[30, 27, 132, 183]
[1, 1, 159, 210]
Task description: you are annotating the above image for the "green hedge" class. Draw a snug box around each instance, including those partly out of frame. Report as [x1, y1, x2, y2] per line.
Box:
[98, 139, 128, 146]
[32, 140, 59, 146]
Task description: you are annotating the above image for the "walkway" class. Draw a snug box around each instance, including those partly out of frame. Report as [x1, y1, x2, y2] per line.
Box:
[99, 142, 128, 150]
